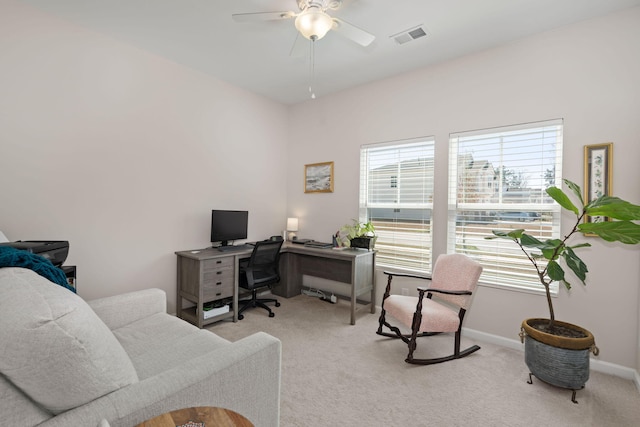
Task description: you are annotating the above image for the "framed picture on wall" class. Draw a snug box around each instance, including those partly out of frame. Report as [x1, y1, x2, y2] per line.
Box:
[304, 161, 334, 193]
[583, 142, 613, 226]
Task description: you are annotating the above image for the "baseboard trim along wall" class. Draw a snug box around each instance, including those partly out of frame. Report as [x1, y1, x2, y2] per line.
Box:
[463, 327, 640, 392]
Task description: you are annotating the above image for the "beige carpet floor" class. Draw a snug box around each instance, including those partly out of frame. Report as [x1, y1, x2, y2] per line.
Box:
[208, 294, 640, 427]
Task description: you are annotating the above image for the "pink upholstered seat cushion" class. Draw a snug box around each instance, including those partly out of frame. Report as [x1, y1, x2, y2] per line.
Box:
[384, 294, 460, 333]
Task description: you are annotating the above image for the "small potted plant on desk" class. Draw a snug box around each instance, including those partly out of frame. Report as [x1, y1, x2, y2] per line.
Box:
[486, 178, 640, 403]
[341, 219, 377, 250]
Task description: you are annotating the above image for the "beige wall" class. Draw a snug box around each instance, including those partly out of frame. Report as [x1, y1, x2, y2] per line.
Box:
[0, 2, 289, 312]
[286, 8, 640, 368]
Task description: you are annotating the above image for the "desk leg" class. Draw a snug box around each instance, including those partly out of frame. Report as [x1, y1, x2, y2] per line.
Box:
[350, 281, 356, 326]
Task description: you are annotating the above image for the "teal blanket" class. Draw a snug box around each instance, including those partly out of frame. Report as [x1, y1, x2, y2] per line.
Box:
[0, 246, 75, 292]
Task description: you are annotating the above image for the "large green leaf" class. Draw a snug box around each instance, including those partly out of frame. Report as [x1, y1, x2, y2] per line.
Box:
[563, 178, 584, 206]
[547, 260, 565, 281]
[578, 221, 640, 244]
[586, 196, 640, 220]
[568, 243, 591, 250]
[531, 238, 561, 260]
[562, 247, 588, 284]
[547, 260, 573, 290]
[486, 229, 525, 240]
[541, 248, 556, 260]
[547, 186, 579, 215]
[520, 233, 544, 248]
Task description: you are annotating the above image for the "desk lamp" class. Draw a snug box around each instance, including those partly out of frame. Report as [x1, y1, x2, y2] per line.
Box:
[286, 218, 299, 241]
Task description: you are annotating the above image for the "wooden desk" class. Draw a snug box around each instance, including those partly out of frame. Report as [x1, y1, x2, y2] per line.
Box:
[274, 243, 376, 325]
[175, 243, 376, 326]
[135, 406, 253, 427]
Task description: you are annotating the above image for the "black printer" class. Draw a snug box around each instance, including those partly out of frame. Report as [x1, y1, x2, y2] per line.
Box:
[0, 240, 69, 267]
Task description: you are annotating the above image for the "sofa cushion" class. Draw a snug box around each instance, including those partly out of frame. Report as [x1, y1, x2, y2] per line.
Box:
[0, 374, 51, 426]
[112, 312, 231, 379]
[0, 267, 139, 414]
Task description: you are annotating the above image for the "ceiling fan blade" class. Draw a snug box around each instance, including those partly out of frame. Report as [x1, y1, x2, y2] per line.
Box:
[331, 17, 375, 46]
[232, 11, 296, 23]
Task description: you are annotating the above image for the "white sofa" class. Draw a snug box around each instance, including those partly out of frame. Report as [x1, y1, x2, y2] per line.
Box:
[0, 267, 281, 427]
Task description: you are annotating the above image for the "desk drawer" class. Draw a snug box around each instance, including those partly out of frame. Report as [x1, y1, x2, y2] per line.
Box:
[203, 267, 233, 284]
[203, 279, 234, 301]
[202, 257, 234, 271]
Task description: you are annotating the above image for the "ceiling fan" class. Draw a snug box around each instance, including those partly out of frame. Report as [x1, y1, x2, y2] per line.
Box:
[232, 0, 375, 47]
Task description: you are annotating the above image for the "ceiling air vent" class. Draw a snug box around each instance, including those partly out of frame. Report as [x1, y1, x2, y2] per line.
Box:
[390, 25, 428, 45]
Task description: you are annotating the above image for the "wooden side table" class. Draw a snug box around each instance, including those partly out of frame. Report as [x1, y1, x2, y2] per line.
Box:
[135, 406, 253, 427]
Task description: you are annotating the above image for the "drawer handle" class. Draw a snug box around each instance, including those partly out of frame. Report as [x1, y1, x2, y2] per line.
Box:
[216, 282, 222, 286]
[216, 260, 222, 264]
[216, 271, 223, 275]
[216, 292, 222, 297]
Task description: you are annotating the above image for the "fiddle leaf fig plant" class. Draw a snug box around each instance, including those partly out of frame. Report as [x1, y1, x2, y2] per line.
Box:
[486, 178, 640, 329]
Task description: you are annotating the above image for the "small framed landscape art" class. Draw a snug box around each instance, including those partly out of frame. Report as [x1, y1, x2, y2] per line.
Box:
[584, 142, 613, 226]
[304, 161, 334, 193]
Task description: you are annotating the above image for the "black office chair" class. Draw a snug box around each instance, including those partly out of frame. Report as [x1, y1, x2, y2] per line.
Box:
[237, 237, 284, 320]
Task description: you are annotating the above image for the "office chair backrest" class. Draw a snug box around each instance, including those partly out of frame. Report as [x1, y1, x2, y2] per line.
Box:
[430, 253, 482, 310]
[249, 239, 284, 272]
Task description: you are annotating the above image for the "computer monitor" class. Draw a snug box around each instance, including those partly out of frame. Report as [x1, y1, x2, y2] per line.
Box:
[211, 210, 248, 246]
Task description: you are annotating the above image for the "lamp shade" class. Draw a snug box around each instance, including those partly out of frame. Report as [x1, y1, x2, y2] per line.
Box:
[295, 9, 333, 40]
[287, 217, 299, 232]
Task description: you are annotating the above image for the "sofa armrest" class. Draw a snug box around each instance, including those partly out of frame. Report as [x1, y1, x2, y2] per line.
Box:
[88, 288, 167, 330]
[39, 332, 282, 427]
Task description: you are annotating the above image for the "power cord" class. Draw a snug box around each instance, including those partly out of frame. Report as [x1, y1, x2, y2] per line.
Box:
[301, 288, 325, 299]
[301, 288, 337, 304]
[322, 293, 337, 304]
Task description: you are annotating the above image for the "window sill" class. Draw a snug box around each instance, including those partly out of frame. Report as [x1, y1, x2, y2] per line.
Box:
[478, 280, 558, 297]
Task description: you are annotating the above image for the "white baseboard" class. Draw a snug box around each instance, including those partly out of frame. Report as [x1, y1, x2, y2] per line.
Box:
[463, 327, 640, 389]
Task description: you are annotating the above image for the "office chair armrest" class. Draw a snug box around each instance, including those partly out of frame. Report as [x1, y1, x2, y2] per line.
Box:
[416, 286, 472, 296]
[242, 266, 257, 286]
[383, 271, 432, 281]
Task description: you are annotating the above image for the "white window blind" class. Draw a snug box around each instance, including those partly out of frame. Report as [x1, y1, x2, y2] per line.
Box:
[360, 137, 435, 272]
[447, 119, 563, 293]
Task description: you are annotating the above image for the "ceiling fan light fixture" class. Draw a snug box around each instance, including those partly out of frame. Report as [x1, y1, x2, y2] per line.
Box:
[295, 9, 333, 41]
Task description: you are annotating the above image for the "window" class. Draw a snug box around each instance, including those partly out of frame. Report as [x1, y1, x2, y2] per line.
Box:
[360, 137, 435, 271]
[447, 119, 563, 293]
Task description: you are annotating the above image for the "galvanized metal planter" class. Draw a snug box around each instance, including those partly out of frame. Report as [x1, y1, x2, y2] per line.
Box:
[520, 318, 599, 403]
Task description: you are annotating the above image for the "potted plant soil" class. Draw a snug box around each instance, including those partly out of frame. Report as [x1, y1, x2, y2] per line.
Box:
[486, 178, 640, 402]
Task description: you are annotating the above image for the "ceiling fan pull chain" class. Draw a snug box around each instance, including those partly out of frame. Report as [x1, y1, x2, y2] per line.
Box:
[309, 38, 316, 99]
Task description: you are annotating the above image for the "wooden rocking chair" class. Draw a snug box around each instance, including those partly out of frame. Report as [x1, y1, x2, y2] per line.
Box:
[377, 253, 483, 365]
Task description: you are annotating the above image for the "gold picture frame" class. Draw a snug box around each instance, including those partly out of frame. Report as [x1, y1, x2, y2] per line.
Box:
[304, 161, 334, 193]
[583, 143, 613, 226]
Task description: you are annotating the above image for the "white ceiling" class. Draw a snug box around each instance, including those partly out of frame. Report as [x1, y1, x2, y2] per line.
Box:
[20, 0, 640, 105]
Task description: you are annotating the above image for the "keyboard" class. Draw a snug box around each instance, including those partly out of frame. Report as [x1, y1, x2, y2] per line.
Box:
[303, 241, 334, 249]
[217, 244, 253, 252]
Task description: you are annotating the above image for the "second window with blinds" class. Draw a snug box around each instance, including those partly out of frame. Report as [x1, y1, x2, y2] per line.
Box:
[447, 119, 564, 294]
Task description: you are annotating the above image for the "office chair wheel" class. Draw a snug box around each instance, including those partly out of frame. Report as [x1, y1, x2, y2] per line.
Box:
[275, 301, 281, 307]
[238, 314, 244, 320]
[269, 312, 275, 317]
